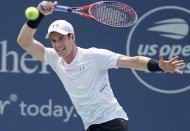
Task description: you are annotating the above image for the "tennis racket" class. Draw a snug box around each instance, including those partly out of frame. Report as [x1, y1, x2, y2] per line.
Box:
[41, 1, 137, 28]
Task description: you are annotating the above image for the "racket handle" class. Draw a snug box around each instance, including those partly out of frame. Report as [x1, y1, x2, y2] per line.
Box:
[40, 4, 71, 12]
[54, 5, 72, 12]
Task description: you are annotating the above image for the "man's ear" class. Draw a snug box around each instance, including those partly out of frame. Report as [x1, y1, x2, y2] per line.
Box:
[71, 33, 75, 42]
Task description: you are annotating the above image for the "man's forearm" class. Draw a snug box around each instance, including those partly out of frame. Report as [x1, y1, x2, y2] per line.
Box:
[17, 23, 37, 48]
[117, 55, 151, 71]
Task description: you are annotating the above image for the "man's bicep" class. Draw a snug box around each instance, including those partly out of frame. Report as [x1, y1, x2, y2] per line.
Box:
[116, 55, 132, 68]
[117, 55, 141, 68]
[23, 40, 45, 62]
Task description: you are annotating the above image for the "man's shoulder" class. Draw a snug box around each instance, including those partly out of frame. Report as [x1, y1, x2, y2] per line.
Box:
[78, 47, 98, 55]
[78, 46, 98, 51]
[77, 47, 101, 62]
[45, 47, 55, 52]
[45, 47, 59, 58]
[78, 46, 107, 54]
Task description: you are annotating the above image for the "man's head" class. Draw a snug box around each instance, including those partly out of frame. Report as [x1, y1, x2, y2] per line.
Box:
[46, 20, 76, 60]
[45, 20, 74, 39]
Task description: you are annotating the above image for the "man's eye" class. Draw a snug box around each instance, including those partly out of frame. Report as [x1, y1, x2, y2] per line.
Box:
[60, 37, 66, 40]
[51, 40, 56, 43]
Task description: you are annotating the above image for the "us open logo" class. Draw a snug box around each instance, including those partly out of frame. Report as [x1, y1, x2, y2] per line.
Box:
[126, 6, 190, 94]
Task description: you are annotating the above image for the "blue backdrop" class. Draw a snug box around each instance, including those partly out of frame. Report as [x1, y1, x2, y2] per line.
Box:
[0, 0, 189, 131]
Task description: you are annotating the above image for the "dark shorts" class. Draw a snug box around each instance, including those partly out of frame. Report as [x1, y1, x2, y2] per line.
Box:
[86, 118, 128, 131]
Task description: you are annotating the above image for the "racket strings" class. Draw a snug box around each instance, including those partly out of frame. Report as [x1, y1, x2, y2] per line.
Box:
[90, 2, 137, 27]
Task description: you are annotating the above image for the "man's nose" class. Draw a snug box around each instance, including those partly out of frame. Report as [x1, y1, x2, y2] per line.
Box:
[55, 41, 63, 48]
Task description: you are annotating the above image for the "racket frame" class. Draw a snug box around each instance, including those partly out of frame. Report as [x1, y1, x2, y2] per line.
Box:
[43, 1, 137, 28]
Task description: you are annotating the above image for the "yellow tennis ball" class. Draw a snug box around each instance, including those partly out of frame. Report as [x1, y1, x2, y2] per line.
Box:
[25, 7, 39, 20]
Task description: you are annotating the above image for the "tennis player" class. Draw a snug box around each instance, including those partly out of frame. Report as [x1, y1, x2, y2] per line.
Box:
[17, 1, 184, 131]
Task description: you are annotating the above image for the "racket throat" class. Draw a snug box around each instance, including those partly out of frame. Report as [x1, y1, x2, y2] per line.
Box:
[77, 12, 92, 19]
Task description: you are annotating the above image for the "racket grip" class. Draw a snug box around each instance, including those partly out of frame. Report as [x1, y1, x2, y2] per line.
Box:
[54, 5, 72, 12]
[40, 5, 71, 12]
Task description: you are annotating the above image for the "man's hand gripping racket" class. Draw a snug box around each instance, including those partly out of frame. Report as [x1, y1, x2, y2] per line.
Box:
[40, 1, 138, 28]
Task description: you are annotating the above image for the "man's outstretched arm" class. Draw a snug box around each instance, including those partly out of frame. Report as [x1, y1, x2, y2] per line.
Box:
[116, 54, 184, 74]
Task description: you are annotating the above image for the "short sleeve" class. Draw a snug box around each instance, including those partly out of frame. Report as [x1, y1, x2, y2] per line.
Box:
[89, 47, 121, 70]
[44, 47, 59, 66]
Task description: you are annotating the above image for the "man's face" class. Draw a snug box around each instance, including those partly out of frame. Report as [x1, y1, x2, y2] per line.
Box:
[49, 32, 74, 58]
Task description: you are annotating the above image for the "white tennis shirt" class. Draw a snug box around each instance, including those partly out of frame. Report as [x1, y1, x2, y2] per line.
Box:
[44, 47, 128, 129]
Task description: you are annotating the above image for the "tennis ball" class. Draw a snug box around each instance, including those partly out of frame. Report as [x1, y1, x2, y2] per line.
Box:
[25, 7, 39, 20]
